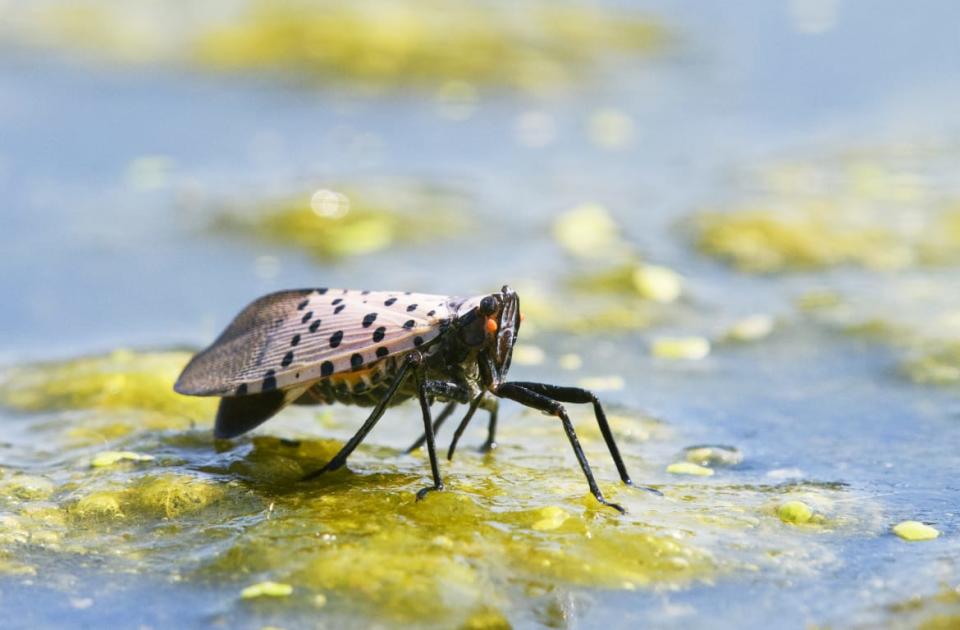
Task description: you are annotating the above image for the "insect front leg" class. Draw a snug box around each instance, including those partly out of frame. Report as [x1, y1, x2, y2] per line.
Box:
[413, 368, 445, 500]
[403, 379, 470, 453]
[494, 382, 625, 513]
[302, 353, 418, 480]
[503, 382, 661, 496]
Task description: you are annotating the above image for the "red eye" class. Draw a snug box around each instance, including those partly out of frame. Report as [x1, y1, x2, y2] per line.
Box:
[485, 318, 499, 333]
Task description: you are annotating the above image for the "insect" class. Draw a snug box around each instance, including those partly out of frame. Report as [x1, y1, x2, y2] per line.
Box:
[175, 285, 639, 512]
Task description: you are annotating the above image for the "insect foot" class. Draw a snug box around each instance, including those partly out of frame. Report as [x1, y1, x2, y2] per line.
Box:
[415, 482, 445, 502]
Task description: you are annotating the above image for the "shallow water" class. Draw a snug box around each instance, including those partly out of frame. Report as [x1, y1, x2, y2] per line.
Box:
[2, 1, 960, 628]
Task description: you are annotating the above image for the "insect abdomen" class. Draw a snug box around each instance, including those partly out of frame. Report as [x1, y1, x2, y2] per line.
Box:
[294, 355, 414, 408]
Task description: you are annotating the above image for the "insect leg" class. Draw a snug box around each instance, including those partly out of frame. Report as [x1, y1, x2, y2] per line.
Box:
[446, 394, 499, 459]
[505, 382, 633, 485]
[303, 353, 418, 480]
[495, 382, 625, 513]
[478, 396, 499, 453]
[404, 400, 457, 453]
[446, 393, 484, 460]
[414, 368, 444, 500]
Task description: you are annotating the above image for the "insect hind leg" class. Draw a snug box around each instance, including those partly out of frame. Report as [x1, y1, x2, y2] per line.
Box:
[303, 353, 418, 480]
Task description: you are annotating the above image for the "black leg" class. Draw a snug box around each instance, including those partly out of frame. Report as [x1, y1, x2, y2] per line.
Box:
[414, 369, 444, 500]
[495, 382, 625, 513]
[506, 382, 632, 484]
[405, 400, 457, 453]
[446, 395, 499, 460]
[479, 397, 499, 453]
[446, 393, 484, 460]
[303, 353, 418, 480]
[506, 382, 661, 497]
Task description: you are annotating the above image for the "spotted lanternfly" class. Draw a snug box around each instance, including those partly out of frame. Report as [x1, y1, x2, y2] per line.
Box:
[175, 285, 640, 512]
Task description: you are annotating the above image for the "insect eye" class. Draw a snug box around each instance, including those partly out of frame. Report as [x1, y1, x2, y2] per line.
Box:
[479, 296, 498, 316]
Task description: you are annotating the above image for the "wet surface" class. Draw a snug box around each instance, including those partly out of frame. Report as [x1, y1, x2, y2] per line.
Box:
[2, 1, 960, 628]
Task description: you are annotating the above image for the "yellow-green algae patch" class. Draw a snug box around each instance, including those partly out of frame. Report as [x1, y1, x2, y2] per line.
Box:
[0, 348, 887, 626]
[554, 204, 632, 260]
[0, 349, 213, 421]
[652, 336, 711, 360]
[777, 501, 814, 525]
[194, 1, 667, 91]
[2, 1, 666, 92]
[241, 581, 294, 599]
[512, 286, 656, 334]
[568, 260, 684, 303]
[212, 184, 465, 260]
[693, 147, 960, 273]
[885, 586, 960, 630]
[902, 342, 960, 386]
[91, 451, 155, 468]
[892, 521, 940, 541]
[666, 462, 714, 477]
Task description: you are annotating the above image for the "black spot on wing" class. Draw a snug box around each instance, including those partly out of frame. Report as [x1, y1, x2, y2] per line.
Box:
[297, 299, 309, 310]
[330, 330, 343, 348]
[291, 334, 301, 346]
[350, 353, 364, 369]
[321, 361, 334, 377]
[372, 326, 386, 342]
[376, 347, 389, 358]
[362, 313, 377, 327]
[403, 320, 415, 329]
[281, 351, 294, 367]
[309, 320, 321, 333]
[301, 311, 313, 323]
[384, 297, 397, 306]
[334, 304, 346, 314]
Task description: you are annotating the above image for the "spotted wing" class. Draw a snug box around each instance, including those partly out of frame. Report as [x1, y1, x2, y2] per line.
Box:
[175, 288, 455, 397]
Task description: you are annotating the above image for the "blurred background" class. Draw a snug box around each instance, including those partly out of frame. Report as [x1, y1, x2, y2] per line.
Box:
[2, 1, 960, 628]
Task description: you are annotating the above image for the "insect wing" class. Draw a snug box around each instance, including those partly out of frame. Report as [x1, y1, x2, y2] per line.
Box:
[175, 289, 453, 397]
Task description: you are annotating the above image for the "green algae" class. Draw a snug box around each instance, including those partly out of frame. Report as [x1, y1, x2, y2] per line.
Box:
[0, 349, 214, 421]
[194, 1, 667, 91]
[568, 260, 683, 303]
[694, 148, 960, 273]
[885, 587, 960, 630]
[3, 1, 666, 92]
[514, 288, 656, 334]
[212, 185, 465, 260]
[0, 349, 887, 626]
[695, 207, 905, 273]
[902, 341, 960, 386]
